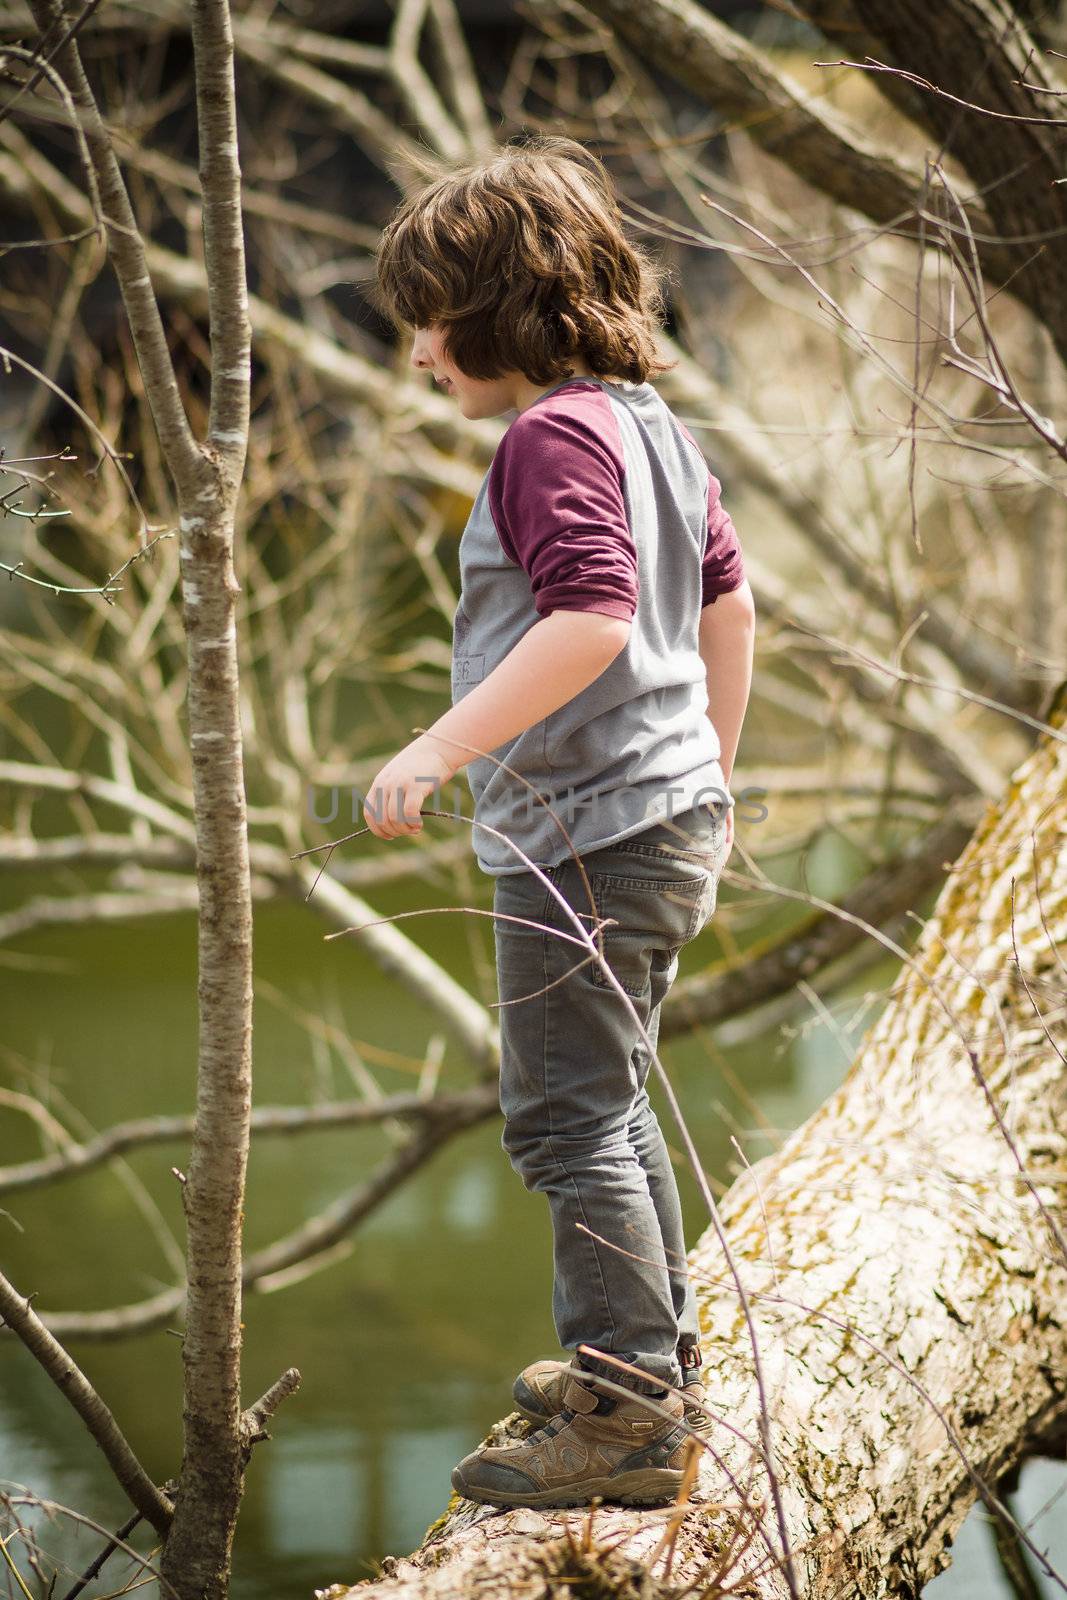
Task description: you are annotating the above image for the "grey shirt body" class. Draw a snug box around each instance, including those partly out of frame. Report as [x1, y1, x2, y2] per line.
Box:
[450, 376, 741, 876]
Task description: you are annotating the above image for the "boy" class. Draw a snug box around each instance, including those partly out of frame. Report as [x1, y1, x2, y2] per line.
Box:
[368, 134, 755, 1508]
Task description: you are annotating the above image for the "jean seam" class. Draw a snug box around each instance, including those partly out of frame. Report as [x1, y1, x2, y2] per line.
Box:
[607, 836, 722, 864]
[693, 866, 721, 939]
[592, 870, 706, 894]
[546, 1143, 619, 1353]
[540, 869, 618, 1350]
[540, 868, 556, 1144]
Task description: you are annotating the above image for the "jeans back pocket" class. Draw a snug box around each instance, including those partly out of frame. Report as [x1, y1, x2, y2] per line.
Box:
[586, 866, 714, 997]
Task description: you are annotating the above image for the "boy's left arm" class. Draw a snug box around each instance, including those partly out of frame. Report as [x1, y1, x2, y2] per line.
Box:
[363, 610, 629, 839]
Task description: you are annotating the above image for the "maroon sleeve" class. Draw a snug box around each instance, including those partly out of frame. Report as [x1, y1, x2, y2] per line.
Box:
[702, 470, 746, 607]
[487, 391, 638, 621]
[676, 419, 746, 607]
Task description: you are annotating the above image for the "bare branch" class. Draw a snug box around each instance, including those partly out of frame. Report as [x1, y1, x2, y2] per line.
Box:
[12, 1087, 498, 1340]
[239, 1367, 302, 1452]
[578, 0, 1002, 263]
[25, 0, 201, 484]
[0, 1084, 499, 1194]
[0, 1271, 174, 1535]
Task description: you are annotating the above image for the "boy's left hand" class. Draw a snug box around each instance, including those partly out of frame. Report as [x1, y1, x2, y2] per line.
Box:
[362, 736, 459, 840]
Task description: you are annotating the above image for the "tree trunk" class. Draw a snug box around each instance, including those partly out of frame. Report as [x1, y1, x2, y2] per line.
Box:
[156, 488, 254, 1599]
[21, 4, 260, 1594]
[154, 8, 256, 1590]
[328, 691, 1067, 1598]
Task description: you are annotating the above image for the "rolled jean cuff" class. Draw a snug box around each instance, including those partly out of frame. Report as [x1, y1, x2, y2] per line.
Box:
[577, 1350, 679, 1396]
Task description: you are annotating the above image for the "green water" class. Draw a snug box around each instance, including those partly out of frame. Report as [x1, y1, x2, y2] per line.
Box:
[1, 851, 1063, 1598]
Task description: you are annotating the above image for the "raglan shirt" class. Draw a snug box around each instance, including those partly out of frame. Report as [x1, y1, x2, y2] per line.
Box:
[488, 396, 745, 621]
[450, 376, 746, 875]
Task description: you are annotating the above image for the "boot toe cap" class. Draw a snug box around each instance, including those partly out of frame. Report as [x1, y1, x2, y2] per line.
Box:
[512, 1372, 551, 1417]
[451, 1452, 539, 1499]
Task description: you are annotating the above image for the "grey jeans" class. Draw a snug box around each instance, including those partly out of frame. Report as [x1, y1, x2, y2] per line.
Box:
[491, 798, 730, 1396]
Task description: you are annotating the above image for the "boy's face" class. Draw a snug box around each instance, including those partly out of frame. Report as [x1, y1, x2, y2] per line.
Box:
[410, 323, 521, 419]
[410, 323, 593, 419]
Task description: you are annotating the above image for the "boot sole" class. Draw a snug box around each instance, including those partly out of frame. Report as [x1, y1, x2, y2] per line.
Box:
[452, 1465, 685, 1508]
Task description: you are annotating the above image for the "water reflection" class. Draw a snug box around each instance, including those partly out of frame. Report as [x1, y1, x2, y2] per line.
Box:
[265, 1427, 363, 1558]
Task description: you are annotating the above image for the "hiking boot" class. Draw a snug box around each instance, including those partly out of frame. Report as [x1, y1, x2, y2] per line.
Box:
[451, 1366, 693, 1508]
[513, 1355, 711, 1431]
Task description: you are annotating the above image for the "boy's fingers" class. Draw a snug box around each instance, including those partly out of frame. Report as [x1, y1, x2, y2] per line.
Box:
[363, 792, 383, 836]
[360, 780, 425, 839]
[365, 785, 395, 838]
[390, 792, 419, 836]
[398, 784, 424, 832]
[383, 784, 402, 834]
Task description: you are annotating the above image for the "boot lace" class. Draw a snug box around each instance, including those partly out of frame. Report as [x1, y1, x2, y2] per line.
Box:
[525, 1407, 576, 1445]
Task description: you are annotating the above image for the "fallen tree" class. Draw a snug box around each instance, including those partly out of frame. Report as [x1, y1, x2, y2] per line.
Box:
[325, 686, 1067, 1599]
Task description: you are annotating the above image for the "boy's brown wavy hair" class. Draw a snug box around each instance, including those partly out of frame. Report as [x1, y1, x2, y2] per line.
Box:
[371, 133, 676, 386]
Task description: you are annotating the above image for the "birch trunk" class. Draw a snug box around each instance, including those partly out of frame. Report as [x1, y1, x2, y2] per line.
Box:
[331, 691, 1067, 1599]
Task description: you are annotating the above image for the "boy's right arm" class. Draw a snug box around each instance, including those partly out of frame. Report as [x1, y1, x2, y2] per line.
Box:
[698, 579, 756, 790]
